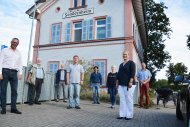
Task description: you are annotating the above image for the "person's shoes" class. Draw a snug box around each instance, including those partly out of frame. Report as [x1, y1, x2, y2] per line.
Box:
[63, 100, 67, 102]
[111, 105, 115, 109]
[67, 106, 72, 109]
[11, 109, 22, 114]
[55, 99, 59, 102]
[75, 106, 81, 109]
[97, 102, 100, 104]
[35, 101, 41, 105]
[92, 102, 96, 104]
[29, 102, 34, 105]
[125, 117, 132, 120]
[117, 117, 124, 119]
[145, 106, 149, 109]
[1, 109, 6, 114]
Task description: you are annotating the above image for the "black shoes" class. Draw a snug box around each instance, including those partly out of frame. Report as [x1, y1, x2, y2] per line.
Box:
[125, 117, 132, 120]
[97, 102, 100, 104]
[75, 106, 81, 109]
[67, 106, 72, 109]
[117, 117, 124, 119]
[35, 101, 41, 105]
[29, 102, 34, 105]
[11, 109, 22, 114]
[1, 109, 22, 114]
[1, 109, 6, 114]
[117, 117, 132, 120]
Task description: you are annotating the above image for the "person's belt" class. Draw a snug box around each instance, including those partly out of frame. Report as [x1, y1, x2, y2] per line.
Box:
[71, 83, 79, 84]
[3, 68, 18, 72]
[36, 78, 43, 80]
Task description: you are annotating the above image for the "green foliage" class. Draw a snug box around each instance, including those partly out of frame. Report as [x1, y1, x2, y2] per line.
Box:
[166, 62, 188, 84]
[78, 59, 93, 93]
[187, 34, 190, 50]
[152, 79, 168, 89]
[144, 0, 172, 84]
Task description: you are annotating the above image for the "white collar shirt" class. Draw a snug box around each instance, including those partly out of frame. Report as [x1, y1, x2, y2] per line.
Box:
[67, 64, 84, 83]
[0, 48, 22, 75]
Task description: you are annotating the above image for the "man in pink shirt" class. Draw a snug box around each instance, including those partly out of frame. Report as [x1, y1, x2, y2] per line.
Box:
[0, 38, 22, 114]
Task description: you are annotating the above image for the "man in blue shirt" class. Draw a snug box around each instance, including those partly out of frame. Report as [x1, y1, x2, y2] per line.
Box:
[90, 66, 102, 104]
[137, 62, 152, 109]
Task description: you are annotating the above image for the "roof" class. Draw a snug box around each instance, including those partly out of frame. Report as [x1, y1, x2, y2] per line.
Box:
[26, 0, 148, 47]
[132, 0, 148, 47]
[25, 0, 53, 18]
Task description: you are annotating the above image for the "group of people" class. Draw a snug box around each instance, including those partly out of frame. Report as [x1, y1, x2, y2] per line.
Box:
[0, 38, 152, 121]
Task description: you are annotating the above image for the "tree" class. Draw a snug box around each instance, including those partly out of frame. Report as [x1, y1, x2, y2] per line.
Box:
[144, 0, 172, 84]
[166, 62, 188, 84]
[153, 79, 168, 89]
[187, 34, 190, 50]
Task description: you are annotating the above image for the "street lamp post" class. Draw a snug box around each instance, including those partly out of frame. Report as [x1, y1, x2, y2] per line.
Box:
[27, 0, 46, 67]
[22, 0, 46, 104]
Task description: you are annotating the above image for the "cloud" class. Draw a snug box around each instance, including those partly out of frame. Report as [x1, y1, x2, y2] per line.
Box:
[0, 0, 34, 65]
[156, 0, 190, 79]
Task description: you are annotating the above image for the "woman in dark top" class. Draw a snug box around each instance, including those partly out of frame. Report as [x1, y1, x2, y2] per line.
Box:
[107, 65, 118, 108]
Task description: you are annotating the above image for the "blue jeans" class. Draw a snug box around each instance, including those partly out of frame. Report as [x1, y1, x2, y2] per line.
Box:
[0, 68, 18, 110]
[109, 87, 116, 106]
[68, 83, 81, 107]
[92, 83, 100, 103]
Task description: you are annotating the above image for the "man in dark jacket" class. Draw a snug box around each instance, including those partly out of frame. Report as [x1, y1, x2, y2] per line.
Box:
[117, 50, 135, 120]
[55, 64, 67, 102]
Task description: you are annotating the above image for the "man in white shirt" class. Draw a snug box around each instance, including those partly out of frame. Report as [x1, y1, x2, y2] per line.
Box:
[67, 55, 84, 109]
[0, 38, 22, 114]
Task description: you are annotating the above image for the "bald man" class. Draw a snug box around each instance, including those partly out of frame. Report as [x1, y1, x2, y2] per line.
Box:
[137, 62, 152, 109]
[28, 58, 45, 105]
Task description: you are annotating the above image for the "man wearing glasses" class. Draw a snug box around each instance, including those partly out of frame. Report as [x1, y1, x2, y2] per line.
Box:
[117, 50, 135, 120]
[0, 38, 22, 114]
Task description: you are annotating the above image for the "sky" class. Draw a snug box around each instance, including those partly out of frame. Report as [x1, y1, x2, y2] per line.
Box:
[0, 0, 190, 80]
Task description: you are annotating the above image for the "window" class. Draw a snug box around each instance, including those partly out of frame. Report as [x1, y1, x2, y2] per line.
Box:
[74, 22, 82, 41]
[74, 0, 78, 8]
[71, 0, 87, 9]
[96, 19, 106, 39]
[51, 23, 61, 43]
[82, 0, 86, 6]
[93, 59, 107, 85]
[49, 62, 59, 73]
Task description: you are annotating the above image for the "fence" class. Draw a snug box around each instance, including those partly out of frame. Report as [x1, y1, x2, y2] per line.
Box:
[0, 68, 139, 104]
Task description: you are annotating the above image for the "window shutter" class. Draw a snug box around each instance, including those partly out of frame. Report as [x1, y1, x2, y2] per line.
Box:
[82, 20, 87, 41]
[106, 16, 112, 38]
[65, 22, 71, 42]
[88, 19, 94, 40]
[56, 25, 61, 43]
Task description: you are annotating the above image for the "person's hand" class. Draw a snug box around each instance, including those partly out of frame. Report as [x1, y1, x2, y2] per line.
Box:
[18, 74, 22, 80]
[80, 81, 84, 85]
[0, 74, 3, 80]
[128, 82, 133, 88]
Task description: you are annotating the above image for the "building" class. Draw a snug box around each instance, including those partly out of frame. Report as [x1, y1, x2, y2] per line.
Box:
[26, 0, 147, 84]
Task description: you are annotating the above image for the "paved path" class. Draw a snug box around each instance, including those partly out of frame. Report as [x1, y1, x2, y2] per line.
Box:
[0, 100, 183, 127]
